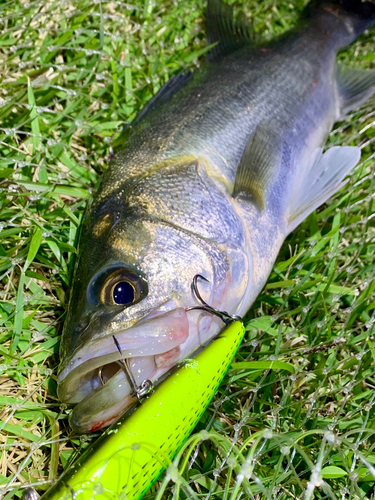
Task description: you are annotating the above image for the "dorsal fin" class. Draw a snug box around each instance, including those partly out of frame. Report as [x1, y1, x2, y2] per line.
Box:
[112, 72, 192, 151]
[336, 64, 375, 116]
[206, 0, 254, 63]
[132, 71, 192, 127]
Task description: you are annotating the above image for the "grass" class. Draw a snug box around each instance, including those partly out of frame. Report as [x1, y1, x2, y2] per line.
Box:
[0, 0, 374, 499]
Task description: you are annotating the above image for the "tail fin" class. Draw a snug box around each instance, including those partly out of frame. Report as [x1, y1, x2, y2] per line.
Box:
[303, 0, 375, 47]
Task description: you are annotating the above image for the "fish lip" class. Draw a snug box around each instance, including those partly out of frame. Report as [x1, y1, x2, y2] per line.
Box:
[57, 307, 189, 406]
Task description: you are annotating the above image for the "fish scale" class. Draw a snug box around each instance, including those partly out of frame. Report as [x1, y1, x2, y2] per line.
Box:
[124, 162, 244, 243]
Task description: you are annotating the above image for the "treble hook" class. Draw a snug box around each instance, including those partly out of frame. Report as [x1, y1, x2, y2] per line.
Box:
[186, 274, 242, 326]
[112, 335, 154, 401]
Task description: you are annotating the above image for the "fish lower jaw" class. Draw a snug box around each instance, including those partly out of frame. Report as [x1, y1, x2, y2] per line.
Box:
[68, 349, 181, 434]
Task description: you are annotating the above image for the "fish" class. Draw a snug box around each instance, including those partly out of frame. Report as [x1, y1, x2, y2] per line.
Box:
[57, 0, 375, 434]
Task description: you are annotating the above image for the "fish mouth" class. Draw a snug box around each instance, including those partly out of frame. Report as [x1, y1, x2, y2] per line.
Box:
[57, 308, 189, 433]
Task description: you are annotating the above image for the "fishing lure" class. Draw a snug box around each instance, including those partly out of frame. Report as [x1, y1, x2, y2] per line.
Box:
[38, 320, 245, 500]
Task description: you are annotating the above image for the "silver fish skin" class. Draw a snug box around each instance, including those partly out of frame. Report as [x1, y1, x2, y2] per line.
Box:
[58, 0, 375, 433]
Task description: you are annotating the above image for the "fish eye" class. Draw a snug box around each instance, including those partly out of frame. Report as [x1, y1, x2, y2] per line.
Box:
[112, 281, 135, 305]
[89, 266, 148, 307]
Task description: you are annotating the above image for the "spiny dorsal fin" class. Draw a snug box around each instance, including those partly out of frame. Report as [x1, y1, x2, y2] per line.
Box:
[336, 64, 375, 116]
[288, 146, 361, 233]
[233, 121, 282, 211]
[132, 71, 192, 127]
[112, 72, 192, 150]
[207, 0, 254, 63]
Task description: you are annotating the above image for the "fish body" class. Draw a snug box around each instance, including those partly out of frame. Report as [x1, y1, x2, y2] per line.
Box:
[58, 0, 375, 433]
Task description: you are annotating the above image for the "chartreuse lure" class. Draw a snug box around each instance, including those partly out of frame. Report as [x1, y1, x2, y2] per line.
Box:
[40, 321, 245, 500]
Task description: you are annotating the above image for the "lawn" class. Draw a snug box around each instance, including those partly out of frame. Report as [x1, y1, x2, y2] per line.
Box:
[0, 0, 374, 499]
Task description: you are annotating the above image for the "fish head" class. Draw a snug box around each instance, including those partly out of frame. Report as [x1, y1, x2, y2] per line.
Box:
[57, 189, 237, 433]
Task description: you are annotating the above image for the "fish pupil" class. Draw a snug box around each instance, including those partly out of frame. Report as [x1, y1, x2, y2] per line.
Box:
[113, 281, 135, 305]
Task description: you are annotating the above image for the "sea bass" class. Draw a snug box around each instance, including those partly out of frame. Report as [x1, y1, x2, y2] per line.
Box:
[58, 0, 375, 433]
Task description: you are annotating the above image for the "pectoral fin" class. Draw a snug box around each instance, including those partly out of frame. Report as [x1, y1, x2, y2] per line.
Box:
[288, 146, 361, 233]
[336, 64, 375, 116]
[233, 121, 282, 211]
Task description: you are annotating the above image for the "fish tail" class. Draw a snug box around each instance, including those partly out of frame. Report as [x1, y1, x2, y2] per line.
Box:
[303, 0, 375, 47]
